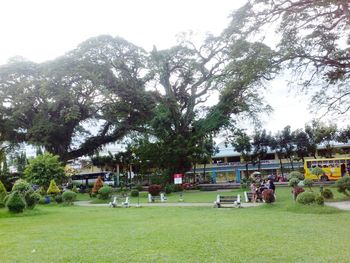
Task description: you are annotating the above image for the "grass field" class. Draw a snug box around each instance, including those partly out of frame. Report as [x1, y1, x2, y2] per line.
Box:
[1, 187, 350, 263]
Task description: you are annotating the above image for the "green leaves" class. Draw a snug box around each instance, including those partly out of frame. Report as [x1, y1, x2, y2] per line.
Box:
[24, 153, 66, 187]
[228, 0, 350, 115]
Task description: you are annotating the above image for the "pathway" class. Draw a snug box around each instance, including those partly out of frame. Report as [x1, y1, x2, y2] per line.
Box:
[74, 200, 261, 208]
[325, 201, 350, 211]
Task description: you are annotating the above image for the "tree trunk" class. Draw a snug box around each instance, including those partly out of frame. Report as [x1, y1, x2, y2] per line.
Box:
[245, 163, 249, 179]
[279, 158, 284, 176]
[193, 163, 197, 184]
[203, 162, 206, 180]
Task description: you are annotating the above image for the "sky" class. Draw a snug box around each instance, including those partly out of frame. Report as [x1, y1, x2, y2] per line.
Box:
[0, 0, 316, 135]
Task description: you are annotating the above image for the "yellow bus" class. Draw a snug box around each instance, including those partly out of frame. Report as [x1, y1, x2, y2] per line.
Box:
[304, 157, 350, 181]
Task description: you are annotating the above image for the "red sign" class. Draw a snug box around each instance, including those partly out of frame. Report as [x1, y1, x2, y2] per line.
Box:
[174, 174, 183, 185]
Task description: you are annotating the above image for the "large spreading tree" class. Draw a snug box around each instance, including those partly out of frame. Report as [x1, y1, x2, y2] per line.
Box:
[0, 36, 155, 162]
[141, 34, 275, 176]
[0, 32, 276, 177]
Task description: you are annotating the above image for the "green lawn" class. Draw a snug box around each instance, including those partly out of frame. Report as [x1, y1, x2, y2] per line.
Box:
[1, 187, 350, 263]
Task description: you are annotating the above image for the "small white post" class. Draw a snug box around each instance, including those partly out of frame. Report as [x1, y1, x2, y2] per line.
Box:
[160, 193, 165, 202]
[244, 191, 249, 203]
[148, 193, 152, 203]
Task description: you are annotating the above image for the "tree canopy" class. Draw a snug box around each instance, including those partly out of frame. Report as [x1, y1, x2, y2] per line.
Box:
[228, 0, 350, 115]
[0, 36, 155, 162]
[0, 32, 276, 177]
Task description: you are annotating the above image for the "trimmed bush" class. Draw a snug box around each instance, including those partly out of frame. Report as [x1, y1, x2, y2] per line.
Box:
[0, 180, 7, 207]
[321, 188, 334, 199]
[98, 186, 112, 200]
[92, 176, 104, 194]
[131, 190, 139, 197]
[303, 178, 314, 190]
[262, 189, 275, 203]
[62, 191, 76, 205]
[39, 197, 47, 205]
[335, 176, 350, 196]
[134, 184, 143, 192]
[6, 191, 26, 213]
[24, 153, 66, 188]
[311, 166, 324, 179]
[47, 179, 60, 195]
[296, 191, 316, 205]
[12, 179, 31, 194]
[55, 194, 63, 203]
[72, 185, 78, 193]
[148, 185, 162, 196]
[165, 184, 175, 194]
[44, 196, 51, 204]
[288, 178, 300, 188]
[315, 195, 325, 206]
[292, 186, 305, 200]
[287, 171, 304, 180]
[37, 186, 46, 196]
[25, 191, 41, 209]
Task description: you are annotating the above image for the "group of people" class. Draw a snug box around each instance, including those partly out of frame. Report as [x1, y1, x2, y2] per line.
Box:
[250, 178, 275, 203]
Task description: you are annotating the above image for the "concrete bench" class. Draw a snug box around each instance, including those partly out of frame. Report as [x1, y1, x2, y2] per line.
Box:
[148, 193, 167, 203]
[214, 194, 241, 208]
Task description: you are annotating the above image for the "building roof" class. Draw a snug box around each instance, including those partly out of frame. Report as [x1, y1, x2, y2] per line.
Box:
[212, 141, 350, 158]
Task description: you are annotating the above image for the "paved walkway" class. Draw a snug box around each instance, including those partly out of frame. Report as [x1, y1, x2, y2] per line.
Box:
[74, 200, 261, 208]
[325, 201, 350, 211]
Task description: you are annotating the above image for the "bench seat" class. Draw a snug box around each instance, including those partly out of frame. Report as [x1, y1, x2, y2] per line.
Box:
[214, 194, 241, 208]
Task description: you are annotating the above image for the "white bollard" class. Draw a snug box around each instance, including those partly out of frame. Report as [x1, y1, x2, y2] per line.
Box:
[148, 193, 153, 203]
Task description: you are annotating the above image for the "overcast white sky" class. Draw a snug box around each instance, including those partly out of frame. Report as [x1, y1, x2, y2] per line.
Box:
[0, 0, 316, 134]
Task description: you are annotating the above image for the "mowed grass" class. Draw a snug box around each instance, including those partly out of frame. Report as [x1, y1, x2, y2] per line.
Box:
[1, 187, 350, 263]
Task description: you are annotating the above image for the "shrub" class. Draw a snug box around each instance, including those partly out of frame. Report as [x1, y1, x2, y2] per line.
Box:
[311, 166, 324, 179]
[0, 180, 7, 207]
[148, 184, 162, 196]
[131, 190, 139, 197]
[37, 186, 46, 196]
[92, 176, 104, 194]
[150, 172, 168, 186]
[62, 191, 76, 204]
[98, 186, 112, 200]
[44, 196, 51, 204]
[25, 191, 41, 209]
[134, 184, 143, 192]
[6, 191, 26, 213]
[288, 178, 300, 188]
[39, 197, 47, 205]
[315, 195, 325, 206]
[335, 176, 350, 196]
[262, 189, 275, 203]
[47, 179, 60, 195]
[12, 179, 31, 194]
[24, 153, 66, 188]
[165, 184, 175, 194]
[303, 178, 314, 190]
[72, 185, 78, 193]
[321, 188, 334, 199]
[287, 171, 304, 180]
[296, 191, 316, 205]
[292, 186, 305, 200]
[55, 194, 63, 203]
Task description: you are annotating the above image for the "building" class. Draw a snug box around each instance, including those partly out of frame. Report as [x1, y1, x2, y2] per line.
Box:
[189, 142, 350, 183]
